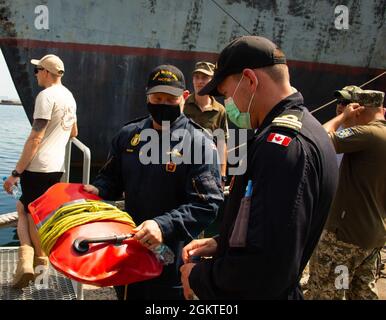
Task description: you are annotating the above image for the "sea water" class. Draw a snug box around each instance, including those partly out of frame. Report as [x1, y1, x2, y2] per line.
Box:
[0, 104, 30, 246]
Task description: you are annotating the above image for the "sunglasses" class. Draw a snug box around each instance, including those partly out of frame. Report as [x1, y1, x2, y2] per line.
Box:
[337, 99, 351, 106]
[34, 67, 45, 74]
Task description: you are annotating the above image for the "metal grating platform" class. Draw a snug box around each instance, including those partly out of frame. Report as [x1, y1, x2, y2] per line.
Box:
[0, 247, 76, 300]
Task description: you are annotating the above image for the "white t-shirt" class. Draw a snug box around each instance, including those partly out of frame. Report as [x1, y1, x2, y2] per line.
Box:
[27, 84, 77, 173]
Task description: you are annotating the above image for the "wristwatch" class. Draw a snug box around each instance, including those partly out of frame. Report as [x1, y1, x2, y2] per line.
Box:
[221, 176, 228, 183]
[11, 169, 21, 178]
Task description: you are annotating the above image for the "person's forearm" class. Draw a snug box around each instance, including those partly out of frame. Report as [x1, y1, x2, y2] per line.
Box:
[323, 113, 345, 133]
[219, 142, 227, 177]
[15, 136, 42, 173]
[70, 122, 78, 138]
[221, 164, 226, 177]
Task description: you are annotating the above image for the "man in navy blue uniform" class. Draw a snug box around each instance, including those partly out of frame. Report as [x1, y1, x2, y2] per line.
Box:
[85, 64, 223, 300]
[180, 36, 338, 299]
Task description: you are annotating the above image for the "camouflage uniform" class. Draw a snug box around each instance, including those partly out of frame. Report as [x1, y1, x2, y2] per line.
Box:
[305, 231, 380, 300]
[305, 89, 386, 300]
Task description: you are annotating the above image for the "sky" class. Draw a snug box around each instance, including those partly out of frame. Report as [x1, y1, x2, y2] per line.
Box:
[0, 48, 20, 100]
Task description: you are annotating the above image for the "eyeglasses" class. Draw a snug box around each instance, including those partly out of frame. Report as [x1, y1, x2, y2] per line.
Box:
[34, 67, 45, 74]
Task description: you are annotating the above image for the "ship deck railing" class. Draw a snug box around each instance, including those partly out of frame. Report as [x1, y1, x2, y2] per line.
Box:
[0, 137, 91, 300]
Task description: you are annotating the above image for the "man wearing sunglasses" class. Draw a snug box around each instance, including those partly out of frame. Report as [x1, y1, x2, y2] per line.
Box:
[335, 85, 363, 116]
[3, 54, 77, 288]
[332, 85, 363, 166]
[306, 89, 385, 300]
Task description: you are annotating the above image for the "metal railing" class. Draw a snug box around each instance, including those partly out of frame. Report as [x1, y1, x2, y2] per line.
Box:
[62, 137, 91, 185]
[62, 137, 91, 300]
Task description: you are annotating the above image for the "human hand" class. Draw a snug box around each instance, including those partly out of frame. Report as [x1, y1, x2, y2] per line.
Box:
[180, 263, 196, 300]
[3, 176, 18, 195]
[83, 184, 99, 195]
[342, 103, 364, 121]
[336, 103, 346, 116]
[182, 238, 217, 264]
[133, 220, 163, 250]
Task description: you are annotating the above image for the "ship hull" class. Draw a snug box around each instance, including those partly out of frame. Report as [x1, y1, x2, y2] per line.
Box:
[1, 0, 385, 168]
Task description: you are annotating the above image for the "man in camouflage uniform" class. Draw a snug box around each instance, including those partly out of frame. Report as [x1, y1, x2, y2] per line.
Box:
[305, 89, 386, 300]
[333, 85, 363, 166]
[335, 85, 363, 116]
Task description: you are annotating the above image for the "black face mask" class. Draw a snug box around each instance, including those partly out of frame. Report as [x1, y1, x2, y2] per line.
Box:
[147, 102, 181, 126]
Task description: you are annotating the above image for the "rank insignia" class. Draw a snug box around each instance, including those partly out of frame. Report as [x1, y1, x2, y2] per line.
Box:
[166, 162, 177, 173]
[336, 128, 354, 139]
[272, 113, 303, 132]
[131, 134, 141, 147]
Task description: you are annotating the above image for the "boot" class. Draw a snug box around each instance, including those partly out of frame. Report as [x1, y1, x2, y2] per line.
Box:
[33, 256, 50, 281]
[12, 245, 34, 289]
[34, 256, 49, 268]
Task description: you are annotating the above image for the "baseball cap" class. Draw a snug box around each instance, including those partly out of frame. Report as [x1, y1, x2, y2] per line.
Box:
[334, 85, 363, 101]
[199, 36, 287, 96]
[351, 90, 385, 108]
[31, 54, 65, 76]
[146, 64, 185, 96]
[193, 61, 215, 76]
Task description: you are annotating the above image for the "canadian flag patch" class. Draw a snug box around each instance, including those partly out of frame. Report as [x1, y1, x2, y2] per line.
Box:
[267, 133, 292, 147]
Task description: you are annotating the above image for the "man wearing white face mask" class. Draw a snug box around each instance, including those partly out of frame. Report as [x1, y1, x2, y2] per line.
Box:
[180, 36, 339, 299]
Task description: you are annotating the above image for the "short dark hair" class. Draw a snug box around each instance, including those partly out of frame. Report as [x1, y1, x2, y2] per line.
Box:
[260, 64, 289, 83]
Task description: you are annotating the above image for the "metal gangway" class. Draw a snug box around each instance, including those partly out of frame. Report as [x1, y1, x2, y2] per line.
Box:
[0, 138, 90, 300]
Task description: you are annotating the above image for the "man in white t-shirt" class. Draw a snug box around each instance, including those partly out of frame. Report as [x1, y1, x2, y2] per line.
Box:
[2, 54, 77, 288]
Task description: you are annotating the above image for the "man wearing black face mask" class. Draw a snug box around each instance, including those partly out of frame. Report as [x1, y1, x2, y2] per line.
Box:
[84, 64, 223, 300]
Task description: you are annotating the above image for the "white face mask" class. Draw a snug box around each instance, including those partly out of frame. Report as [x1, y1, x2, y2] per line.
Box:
[224, 74, 255, 129]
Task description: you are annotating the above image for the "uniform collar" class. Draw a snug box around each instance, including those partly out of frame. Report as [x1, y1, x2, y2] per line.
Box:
[259, 92, 304, 131]
[170, 113, 189, 129]
[186, 94, 220, 112]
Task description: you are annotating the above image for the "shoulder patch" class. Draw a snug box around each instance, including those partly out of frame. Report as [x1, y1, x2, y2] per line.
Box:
[271, 109, 304, 132]
[267, 133, 293, 147]
[335, 128, 354, 139]
[130, 133, 141, 146]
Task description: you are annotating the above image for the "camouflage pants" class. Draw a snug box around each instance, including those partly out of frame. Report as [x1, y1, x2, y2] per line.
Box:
[304, 230, 380, 300]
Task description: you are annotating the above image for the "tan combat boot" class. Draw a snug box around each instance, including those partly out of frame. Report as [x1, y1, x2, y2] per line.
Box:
[34, 256, 49, 268]
[12, 245, 34, 289]
[33, 256, 50, 281]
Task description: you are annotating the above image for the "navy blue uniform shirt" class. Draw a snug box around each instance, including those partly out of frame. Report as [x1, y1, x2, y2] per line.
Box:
[189, 92, 338, 299]
[93, 114, 223, 292]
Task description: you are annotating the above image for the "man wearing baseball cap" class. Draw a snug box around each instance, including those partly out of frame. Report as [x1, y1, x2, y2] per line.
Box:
[184, 61, 229, 188]
[31, 54, 65, 77]
[180, 36, 338, 299]
[84, 64, 223, 300]
[3, 53, 77, 288]
[334, 85, 363, 116]
[306, 89, 386, 300]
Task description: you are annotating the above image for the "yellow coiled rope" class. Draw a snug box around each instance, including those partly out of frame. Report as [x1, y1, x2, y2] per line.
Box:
[39, 200, 136, 255]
